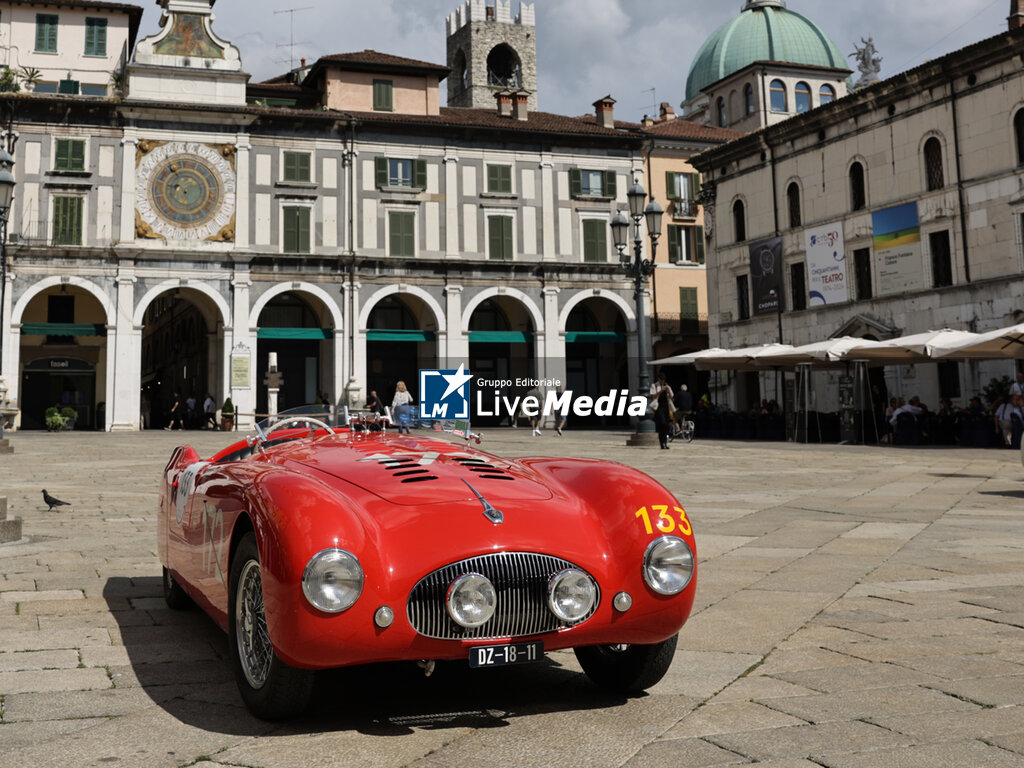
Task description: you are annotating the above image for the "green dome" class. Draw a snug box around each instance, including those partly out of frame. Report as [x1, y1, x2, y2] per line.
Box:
[685, 1, 847, 101]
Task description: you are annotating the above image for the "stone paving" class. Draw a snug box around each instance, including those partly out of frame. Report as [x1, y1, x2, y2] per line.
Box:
[1, 428, 1023, 768]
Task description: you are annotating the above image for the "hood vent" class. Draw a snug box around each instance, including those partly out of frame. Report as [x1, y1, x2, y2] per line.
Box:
[378, 458, 439, 484]
[455, 457, 515, 481]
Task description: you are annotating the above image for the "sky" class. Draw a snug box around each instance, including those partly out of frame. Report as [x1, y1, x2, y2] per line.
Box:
[144, 0, 1013, 120]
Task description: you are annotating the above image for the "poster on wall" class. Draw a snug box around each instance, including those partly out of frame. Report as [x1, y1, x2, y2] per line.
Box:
[804, 223, 847, 305]
[749, 237, 782, 315]
[872, 202, 921, 295]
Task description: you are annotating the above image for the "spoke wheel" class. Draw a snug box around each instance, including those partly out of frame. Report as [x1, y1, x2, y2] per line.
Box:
[228, 532, 314, 719]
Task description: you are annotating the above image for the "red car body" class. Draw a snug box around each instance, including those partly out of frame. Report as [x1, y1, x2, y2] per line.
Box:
[158, 424, 697, 716]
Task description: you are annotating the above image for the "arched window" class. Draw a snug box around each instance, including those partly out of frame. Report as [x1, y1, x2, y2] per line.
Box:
[770, 79, 787, 112]
[795, 82, 811, 113]
[820, 84, 836, 105]
[849, 161, 866, 211]
[1014, 110, 1024, 166]
[717, 97, 727, 127]
[787, 182, 801, 228]
[487, 44, 522, 88]
[745, 83, 755, 115]
[733, 199, 746, 242]
[924, 137, 944, 191]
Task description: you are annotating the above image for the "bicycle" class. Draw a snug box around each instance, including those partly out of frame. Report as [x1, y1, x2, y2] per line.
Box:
[669, 417, 695, 443]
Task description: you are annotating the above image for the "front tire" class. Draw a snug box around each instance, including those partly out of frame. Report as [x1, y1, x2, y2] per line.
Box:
[228, 533, 314, 720]
[574, 634, 678, 693]
[163, 566, 193, 610]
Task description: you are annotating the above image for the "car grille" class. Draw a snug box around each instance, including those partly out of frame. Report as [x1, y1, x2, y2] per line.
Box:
[407, 552, 599, 640]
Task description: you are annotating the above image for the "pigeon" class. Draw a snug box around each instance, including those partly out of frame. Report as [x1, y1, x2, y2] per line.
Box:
[42, 489, 71, 511]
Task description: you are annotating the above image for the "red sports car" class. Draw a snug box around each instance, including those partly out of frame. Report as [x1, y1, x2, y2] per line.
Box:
[158, 411, 697, 719]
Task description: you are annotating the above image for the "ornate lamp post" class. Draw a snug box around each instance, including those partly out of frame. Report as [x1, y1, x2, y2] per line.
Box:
[0, 144, 14, 440]
[611, 179, 662, 444]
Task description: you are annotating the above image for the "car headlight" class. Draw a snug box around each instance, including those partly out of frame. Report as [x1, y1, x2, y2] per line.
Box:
[446, 572, 496, 628]
[302, 548, 363, 613]
[643, 536, 694, 595]
[547, 568, 598, 623]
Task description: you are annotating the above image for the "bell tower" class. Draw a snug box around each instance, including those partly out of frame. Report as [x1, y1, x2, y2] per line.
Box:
[446, 0, 537, 110]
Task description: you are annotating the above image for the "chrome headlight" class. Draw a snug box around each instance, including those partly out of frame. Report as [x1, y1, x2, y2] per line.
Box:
[446, 572, 496, 628]
[547, 568, 598, 622]
[302, 548, 363, 613]
[643, 536, 694, 595]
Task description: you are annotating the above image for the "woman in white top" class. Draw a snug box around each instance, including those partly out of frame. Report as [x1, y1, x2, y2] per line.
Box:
[392, 381, 414, 434]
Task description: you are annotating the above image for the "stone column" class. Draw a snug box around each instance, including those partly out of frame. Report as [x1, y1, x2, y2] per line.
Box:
[234, 133, 251, 249]
[109, 269, 140, 431]
[229, 269, 253, 428]
[119, 132, 138, 244]
[444, 284, 467, 366]
[444, 154, 460, 258]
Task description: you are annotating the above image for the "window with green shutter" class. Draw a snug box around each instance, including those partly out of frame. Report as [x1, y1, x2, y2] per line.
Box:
[84, 17, 107, 56]
[694, 225, 705, 264]
[582, 219, 607, 263]
[488, 215, 514, 261]
[373, 79, 393, 111]
[282, 206, 311, 253]
[52, 196, 83, 245]
[36, 14, 58, 53]
[679, 287, 699, 334]
[54, 139, 85, 171]
[283, 151, 311, 183]
[665, 171, 700, 201]
[376, 158, 425, 189]
[389, 210, 416, 256]
[570, 168, 616, 199]
[487, 164, 512, 194]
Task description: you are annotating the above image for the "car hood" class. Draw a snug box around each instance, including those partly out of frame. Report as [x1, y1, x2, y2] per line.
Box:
[276, 434, 554, 506]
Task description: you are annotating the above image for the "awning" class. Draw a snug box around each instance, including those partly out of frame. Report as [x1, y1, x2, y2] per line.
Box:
[927, 323, 1024, 359]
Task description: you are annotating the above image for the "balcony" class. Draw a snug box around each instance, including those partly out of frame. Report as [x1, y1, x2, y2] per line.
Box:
[653, 312, 708, 338]
[671, 198, 699, 221]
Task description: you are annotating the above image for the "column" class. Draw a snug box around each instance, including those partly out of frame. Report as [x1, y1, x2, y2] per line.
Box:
[540, 155, 555, 260]
[444, 284, 467, 366]
[444, 153, 460, 258]
[234, 133, 251, 249]
[109, 269, 140, 431]
[542, 286, 565, 386]
[119, 132, 138, 244]
[229, 269, 254, 428]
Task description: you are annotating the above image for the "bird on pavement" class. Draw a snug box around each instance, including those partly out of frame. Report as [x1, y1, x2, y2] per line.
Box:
[42, 489, 71, 511]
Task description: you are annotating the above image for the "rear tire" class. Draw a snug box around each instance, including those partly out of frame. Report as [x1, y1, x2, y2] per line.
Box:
[228, 533, 314, 720]
[162, 566, 193, 610]
[574, 634, 678, 693]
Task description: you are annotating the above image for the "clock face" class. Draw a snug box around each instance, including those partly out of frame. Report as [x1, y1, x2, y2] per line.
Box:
[136, 142, 236, 241]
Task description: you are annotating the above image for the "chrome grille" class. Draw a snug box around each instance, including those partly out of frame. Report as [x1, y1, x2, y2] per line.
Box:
[407, 552, 599, 640]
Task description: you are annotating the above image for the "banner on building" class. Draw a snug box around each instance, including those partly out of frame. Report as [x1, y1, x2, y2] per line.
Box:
[804, 223, 847, 305]
[872, 202, 921, 295]
[749, 236, 782, 315]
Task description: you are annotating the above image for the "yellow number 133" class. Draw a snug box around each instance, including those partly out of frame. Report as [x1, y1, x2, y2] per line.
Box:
[636, 505, 692, 537]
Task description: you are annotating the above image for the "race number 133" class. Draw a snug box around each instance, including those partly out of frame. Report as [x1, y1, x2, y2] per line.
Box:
[635, 505, 692, 536]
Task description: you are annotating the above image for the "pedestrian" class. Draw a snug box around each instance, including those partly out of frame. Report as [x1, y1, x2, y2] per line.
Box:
[526, 386, 543, 435]
[203, 393, 217, 429]
[140, 391, 151, 430]
[995, 393, 1023, 446]
[392, 381, 414, 434]
[164, 391, 184, 431]
[365, 390, 382, 415]
[649, 371, 674, 449]
[553, 386, 567, 435]
[185, 394, 198, 429]
[1011, 371, 1024, 397]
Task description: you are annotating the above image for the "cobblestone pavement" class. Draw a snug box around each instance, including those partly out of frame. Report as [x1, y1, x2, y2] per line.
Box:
[1, 428, 1023, 768]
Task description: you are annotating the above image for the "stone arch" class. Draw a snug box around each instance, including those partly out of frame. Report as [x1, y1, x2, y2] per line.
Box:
[249, 281, 343, 331]
[13, 276, 114, 326]
[133, 279, 231, 329]
[557, 289, 636, 334]
[358, 284, 446, 332]
[461, 287, 543, 334]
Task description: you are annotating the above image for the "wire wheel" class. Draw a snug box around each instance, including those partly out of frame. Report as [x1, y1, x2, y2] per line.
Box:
[235, 559, 273, 689]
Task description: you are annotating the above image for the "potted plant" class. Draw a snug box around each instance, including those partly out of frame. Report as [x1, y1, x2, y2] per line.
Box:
[220, 397, 235, 431]
[60, 406, 78, 431]
[17, 66, 41, 92]
[45, 406, 67, 432]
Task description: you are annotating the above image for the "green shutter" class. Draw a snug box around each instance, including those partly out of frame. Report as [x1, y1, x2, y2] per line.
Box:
[583, 219, 607, 263]
[604, 170, 617, 199]
[53, 197, 83, 245]
[680, 287, 698, 320]
[375, 157, 388, 188]
[691, 173, 701, 199]
[283, 152, 310, 182]
[668, 226, 680, 263]
[489, 216, 513, 260]
[283, 207, 310, 253]
[36, 14, 57, 53]
[71, 140, 85, 170]
[414, 159, 427, 190]
[695, 226, 705, 264]
[570, 168, 582, 198]
[373, 80, 393, 111]
[487, 164, 512, 193]
[665, 171, 679, 200]
[55, 139, 84, 171]
[298, 207, 310, 252]
[389, 211, 414, 256]
[85, 18, 106, 56]
[487, 164, 500, 192]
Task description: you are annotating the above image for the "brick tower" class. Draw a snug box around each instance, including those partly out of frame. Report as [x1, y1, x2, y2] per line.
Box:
[446, 0, 537, 110]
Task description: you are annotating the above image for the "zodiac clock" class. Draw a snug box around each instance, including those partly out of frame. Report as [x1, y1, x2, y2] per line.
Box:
[136, 142, 236, 241]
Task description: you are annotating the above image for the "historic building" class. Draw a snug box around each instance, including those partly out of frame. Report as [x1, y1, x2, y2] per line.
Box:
[1, 0, 653, 431]
[691, 8, 1024, 413]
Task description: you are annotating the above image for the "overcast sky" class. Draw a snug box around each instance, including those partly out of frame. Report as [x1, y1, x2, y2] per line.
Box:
[149, 0, 1011, 120]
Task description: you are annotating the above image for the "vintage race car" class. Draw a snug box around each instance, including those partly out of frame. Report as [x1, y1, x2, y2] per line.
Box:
[158, 410, 697, 719]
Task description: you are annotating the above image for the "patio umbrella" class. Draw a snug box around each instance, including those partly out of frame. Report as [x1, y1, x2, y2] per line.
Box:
[752, 337, 875, 367]
[927, 323, 1024, 359]
[693, 343, 794, 371]
[649, 348, 731, 366]
[837, 331, 957, 363]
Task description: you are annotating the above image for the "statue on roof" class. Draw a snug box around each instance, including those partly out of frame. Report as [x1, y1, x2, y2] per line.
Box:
[850, 37, 882, 88]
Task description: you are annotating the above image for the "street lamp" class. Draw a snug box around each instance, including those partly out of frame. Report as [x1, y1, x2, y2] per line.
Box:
[0, 144, 14, 440]
[611, 179, 662, 444]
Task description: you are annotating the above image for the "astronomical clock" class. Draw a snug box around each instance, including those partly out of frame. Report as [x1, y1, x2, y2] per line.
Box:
[136, 141, 236, 242]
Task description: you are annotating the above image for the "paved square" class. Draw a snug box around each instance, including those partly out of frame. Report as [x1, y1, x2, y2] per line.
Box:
[1, 430, 1023, 767]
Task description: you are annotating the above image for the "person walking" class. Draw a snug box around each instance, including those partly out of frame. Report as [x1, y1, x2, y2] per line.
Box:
[553, 386, 567, 435]
[365, 390, 382, 415]
[649, 371, 674, 449]
[164, 391, 184, 431]
[392, 381, 414, 434]
[203, 393, 217, 429]
[526, 386, 543, 435]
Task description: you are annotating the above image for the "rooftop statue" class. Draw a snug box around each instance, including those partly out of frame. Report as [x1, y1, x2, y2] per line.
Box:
[851, 37, 882, 88]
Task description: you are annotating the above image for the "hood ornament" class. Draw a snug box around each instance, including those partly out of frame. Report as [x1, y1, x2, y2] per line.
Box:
[463, 479, 504, 524]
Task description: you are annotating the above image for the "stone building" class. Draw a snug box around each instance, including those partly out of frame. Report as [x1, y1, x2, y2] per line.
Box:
[690, 9, 1024, 413]
[0, 0, 649, 431]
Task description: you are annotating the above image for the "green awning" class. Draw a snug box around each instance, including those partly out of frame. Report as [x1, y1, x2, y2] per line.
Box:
[366, 329, 437, 342]
[565, 331, 626, 343]
[21, 322, 106, 337]
[468, 331, 533, 344]
[257, 328, 332, 340]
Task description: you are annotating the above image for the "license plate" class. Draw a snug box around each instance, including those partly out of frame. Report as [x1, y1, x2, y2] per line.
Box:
[468, 641, 543, 668]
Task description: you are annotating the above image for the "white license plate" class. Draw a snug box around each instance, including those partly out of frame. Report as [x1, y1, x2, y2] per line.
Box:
[468, 641, 543, 668]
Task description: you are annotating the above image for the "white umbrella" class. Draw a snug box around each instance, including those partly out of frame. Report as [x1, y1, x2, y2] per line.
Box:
[693, 343, 793, 371]
[838, 331, 960, 362]
[752, 337, 874, 367]
[927, 323, 1024, 359]
[649, 348, 731, 366]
